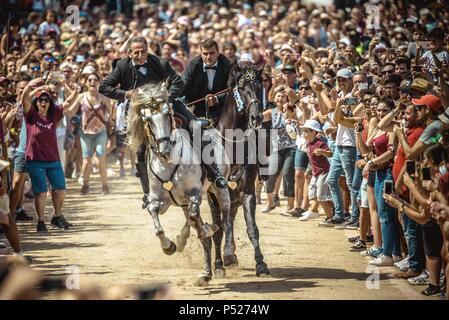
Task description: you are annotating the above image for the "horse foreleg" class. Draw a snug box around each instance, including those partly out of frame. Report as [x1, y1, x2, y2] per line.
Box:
[196, 236, 213, 286]
[208, 191, 226, 278]
[223, 204, 238, 268]
[176, 221, 190, 252]
[242, 194, 270, 277]
[147, 200, 176, 255]
[188, 195, 218, 239]
[183, 203, 213, 286]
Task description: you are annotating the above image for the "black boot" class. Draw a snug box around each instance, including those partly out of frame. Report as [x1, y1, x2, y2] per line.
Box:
[135, 162, 150, 209]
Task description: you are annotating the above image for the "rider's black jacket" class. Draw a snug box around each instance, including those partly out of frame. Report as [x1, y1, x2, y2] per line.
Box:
[182, 54, 231, 121]
[99, 53, 184, 104]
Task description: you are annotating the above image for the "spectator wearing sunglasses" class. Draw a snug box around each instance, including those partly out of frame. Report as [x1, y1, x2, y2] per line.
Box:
[20, 79, 73, 233]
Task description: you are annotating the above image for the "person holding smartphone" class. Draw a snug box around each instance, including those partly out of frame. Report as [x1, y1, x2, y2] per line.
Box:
[391, 104, 426, 279]
[358, 97, 401, 265]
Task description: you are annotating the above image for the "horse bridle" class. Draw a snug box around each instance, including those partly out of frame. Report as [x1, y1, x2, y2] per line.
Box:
[140, 102, 175, 157]
[234, 74, 263, 129]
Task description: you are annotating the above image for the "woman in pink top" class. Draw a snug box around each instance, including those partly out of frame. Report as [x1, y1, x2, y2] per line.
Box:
[67, 72, 112, 195]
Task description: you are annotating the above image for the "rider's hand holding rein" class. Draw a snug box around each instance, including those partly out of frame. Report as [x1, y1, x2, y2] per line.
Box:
[205, 94, 218, 107]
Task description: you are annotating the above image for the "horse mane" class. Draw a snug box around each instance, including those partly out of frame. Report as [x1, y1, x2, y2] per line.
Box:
[125, 82, 169, 151]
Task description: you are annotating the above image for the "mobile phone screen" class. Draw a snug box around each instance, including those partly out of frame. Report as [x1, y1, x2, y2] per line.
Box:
[422, 167, 432, 181]
[406, 160, 416, 176]
[384, 180, 393, 194]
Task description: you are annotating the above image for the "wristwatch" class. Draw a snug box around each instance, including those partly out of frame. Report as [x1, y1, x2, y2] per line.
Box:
[367, 160, 374, 167]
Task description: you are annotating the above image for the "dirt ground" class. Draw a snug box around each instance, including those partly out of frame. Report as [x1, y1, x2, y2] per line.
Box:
[10, 165, 439, 300]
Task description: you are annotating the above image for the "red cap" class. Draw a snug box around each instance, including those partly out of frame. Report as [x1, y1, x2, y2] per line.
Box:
[412, 94, 443, 113]
[0, 76, 10, 84]
[35, 90, 51, 99]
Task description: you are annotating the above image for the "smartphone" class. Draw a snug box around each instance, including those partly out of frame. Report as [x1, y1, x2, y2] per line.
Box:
[406, 160, 416, 176]
[384, 180, 394, 194]
[359, 82, 368, 90]
[345, 97, 358, 106]
[421, 167, 432, 181]
[330, 42, 337, 51]
[418, 41, 432, 50]
[367, 76, 373, 87]
[374, 32, 382, 40]
[76, 55, 85, 63]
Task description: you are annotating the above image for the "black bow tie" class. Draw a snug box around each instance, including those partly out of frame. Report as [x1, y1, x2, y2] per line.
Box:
[204, 65, 217, 70]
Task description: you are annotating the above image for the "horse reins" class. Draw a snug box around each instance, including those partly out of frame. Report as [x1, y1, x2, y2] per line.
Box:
[185, 88, 230, 107]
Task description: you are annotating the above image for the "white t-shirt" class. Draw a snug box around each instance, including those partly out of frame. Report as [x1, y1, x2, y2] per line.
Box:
[333, 92, 356, 147]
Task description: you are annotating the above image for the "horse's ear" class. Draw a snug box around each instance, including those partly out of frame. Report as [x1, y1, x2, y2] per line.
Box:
[160, 78, 170, 92]
[233, 60, 242, 72]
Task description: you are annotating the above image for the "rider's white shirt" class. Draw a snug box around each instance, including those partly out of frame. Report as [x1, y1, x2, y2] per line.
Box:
[203, 61, 218, 90]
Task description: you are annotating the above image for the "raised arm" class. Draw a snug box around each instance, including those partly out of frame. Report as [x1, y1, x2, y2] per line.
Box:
[63, 87, 82, 116]
[394, 125, 427, 160]
[21, 78, 46, 114]
[310, 80, 334, 115]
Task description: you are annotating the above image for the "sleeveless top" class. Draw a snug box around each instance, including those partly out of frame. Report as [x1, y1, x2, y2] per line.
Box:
[80, 93, 108, 135]
[371, 131, 393, 168]
[271, 108, 296, 151]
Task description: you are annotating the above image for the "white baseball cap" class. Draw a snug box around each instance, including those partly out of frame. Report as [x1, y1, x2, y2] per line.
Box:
[301, 120, 322, 132]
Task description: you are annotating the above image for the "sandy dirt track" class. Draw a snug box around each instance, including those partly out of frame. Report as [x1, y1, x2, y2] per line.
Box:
[14, 167, 434, 300]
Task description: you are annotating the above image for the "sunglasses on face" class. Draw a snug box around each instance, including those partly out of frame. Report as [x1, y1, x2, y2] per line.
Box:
[38, 97, 50, 103]
[44, 57, 56, 63]
[335, 64, 345, 69]
[31, 65, 41, 71]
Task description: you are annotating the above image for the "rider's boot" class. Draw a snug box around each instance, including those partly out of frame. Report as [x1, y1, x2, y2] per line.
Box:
[135, 162, 150, 209]
[201, 139, 228, 189]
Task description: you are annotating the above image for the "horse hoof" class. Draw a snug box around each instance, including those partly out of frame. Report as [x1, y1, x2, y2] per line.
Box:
[162, 241, 177, 255]
[175, 235, 187, 252]
[201, 223, 219, 238]
[214, 268, 226, 279]
[223, 255, 239, 268]
[196, 274, 211, 286]
[256, 263, 270, 277]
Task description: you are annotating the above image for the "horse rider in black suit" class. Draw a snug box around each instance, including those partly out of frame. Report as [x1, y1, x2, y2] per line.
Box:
[181, 38, 232, 187]
[182, 38, 231, 124]
[99, 36, 227, 209]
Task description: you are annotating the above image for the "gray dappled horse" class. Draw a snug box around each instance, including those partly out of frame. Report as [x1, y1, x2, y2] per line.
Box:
[127, 82, 230, 285]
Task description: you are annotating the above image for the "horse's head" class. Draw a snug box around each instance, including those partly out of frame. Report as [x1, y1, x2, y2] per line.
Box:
[228, 61, 264, 129]
[132, 81, 173, 158]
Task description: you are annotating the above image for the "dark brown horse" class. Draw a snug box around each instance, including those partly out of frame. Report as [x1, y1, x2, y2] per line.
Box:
[208, 61, 270, 277]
